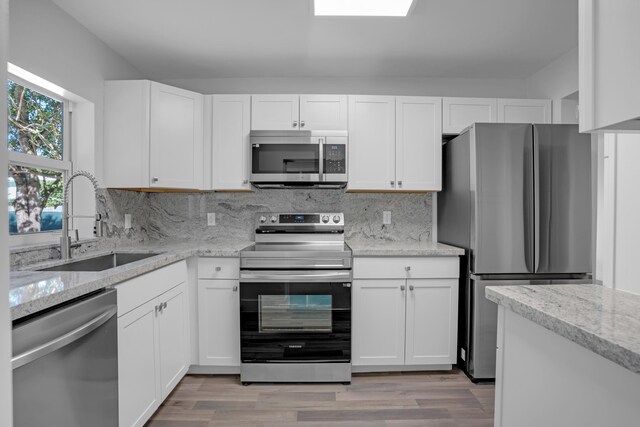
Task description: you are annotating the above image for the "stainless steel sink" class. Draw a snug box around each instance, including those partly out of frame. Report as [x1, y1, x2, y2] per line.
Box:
[37, 252, 162, 272]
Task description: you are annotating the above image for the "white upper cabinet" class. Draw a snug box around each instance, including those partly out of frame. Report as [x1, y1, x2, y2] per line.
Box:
[251, 95, 299, 130]
[579, 0, 640, 132]
[349, 95, 442, 192]
[396, 97, 442, 191]
[104, 80, 204, 189]
[348, 95, 397, 191]
[443, 97, 497, 134]
[251, 94, 347, 131]
[497, 99, 552, 124]
[299, 95, 348, 130]
[211, 95, 251, 190]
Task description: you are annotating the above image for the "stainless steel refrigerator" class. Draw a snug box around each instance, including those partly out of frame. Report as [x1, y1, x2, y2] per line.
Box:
[438, 123, 593, 381]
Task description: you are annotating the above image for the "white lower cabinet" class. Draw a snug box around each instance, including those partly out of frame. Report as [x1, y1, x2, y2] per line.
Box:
[116, 261, 189, 427]
[352, 257, 459, 371]
[197, 257, 241, 368]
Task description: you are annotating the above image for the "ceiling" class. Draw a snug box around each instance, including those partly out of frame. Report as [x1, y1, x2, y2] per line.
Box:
[51, 0, 578, 80]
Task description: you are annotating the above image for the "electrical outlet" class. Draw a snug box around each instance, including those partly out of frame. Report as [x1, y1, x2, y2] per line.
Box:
[207, 212, 216, 226]
[124, 214, 132, 229]
[383, 211, 391, 225]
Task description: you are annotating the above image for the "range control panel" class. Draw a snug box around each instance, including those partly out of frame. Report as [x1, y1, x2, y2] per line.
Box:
[256, 212, 344, 227]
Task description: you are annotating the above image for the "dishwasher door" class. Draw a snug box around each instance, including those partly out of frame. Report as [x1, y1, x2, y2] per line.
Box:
[12, 288, 118, 427]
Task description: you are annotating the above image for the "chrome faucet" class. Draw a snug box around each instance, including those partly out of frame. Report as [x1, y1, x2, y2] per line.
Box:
[60, 170, 104, 259]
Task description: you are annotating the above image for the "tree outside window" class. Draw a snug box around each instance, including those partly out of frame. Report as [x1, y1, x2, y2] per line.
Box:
[7, 78, 69, 234]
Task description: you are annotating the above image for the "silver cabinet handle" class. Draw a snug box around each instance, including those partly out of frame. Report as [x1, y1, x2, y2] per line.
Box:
[152, 177, 159, 183]
[215, 266, 222, 272]
[293, 121, 298, 128]
[163, 302, 167, 309]
[409, 285, 415, 291]
[242, 179, 249, 185]
[405, 266, 411, 272]
[12, 305, 117, 370]
[400, 285, 406, 291]
[300, 121, 305, 128]
[398, 181, 403, 188]
[233, 285, 238, 292]
[390, 181, 395, 188]
[158, 303, 163, 313]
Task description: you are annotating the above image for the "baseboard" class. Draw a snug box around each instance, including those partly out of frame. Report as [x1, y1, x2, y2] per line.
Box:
[188, 365, 241, 375]
[352, 364, 452, 373]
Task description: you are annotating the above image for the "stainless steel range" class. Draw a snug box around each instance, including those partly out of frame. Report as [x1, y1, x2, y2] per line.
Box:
[239, 213, 352, 384]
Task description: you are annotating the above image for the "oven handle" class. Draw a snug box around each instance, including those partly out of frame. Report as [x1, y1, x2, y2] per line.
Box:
[240, 270, 352, 283]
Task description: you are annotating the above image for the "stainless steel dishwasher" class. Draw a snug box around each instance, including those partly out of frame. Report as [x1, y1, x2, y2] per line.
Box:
[12, 288, 118, 427]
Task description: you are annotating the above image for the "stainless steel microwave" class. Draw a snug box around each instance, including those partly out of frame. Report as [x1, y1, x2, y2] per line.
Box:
[249, 130, 348, 189]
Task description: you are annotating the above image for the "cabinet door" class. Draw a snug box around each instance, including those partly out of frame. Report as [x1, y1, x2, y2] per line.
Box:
[579, 0, 640, 132]
[251, 95, 300, 130]
[352, 279, 406, 366]
[442, 97, 497, 134]
[149, 82, 204, 189]
[198, 279, 240, 366]
[405, 279, 458, 365]
[212, 95, 251, 190]
[118, 299, 160, 427]
[497, 99, 552, 124]
[348, 96, 397, 190]
[396, 96, 442, 191]
[157, 283, 189, 400]
[299, 95, 348, 130]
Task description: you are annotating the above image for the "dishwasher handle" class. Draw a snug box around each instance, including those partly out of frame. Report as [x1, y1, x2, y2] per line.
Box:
[12, 304, 117, 370]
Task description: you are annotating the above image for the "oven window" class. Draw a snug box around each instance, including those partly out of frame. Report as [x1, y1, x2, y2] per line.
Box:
[259, 295, 332, 333]
[252, 144, 319, 174]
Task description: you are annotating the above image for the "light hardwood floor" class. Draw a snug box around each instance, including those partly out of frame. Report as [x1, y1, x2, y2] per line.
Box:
[146, 369, 494, 427]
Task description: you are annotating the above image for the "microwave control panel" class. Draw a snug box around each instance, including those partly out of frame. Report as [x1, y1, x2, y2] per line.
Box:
[324, 144, 346, 174]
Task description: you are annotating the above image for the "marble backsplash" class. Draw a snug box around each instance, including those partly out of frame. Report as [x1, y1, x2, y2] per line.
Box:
[97, 188, 434, 243]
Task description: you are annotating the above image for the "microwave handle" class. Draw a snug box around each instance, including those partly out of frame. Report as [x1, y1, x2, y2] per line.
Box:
[318, 137, 324, 181]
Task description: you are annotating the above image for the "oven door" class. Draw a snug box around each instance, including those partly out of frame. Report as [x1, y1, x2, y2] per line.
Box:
[239, 271, 351, 363]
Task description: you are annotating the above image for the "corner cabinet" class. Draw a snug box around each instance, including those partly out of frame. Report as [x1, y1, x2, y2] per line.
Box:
[210, 95, 251, 190]
[348, 96, 442, 192]
[251, 94, 347, 131]
[352, 257, 459, 371]
[104, 80, 204, 190]
[579, 0, 640, 132]
[116, 261, 189, 427]
[197, 257, 241, 369]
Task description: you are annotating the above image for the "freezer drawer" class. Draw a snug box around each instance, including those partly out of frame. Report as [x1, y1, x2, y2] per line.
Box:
[468, 277, 591, 381]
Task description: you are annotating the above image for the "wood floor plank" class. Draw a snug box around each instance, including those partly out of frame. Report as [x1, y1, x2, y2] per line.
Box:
[145, 369, 495, 427]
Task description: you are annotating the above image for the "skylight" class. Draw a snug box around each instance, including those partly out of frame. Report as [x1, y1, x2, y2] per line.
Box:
[314, 0, 415, 17]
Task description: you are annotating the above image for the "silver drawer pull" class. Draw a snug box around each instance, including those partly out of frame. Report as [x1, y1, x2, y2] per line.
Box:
[409, 285, 415, 291]
[163, 302, 167, 309]
[215, 266, 222, 272]
[405, 266, 411, 272]
[390, 181, 395, 187]
[233, 286, 238, 292]
[400, 285, 406, 291]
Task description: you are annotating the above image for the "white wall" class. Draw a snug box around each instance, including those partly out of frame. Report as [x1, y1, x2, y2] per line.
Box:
[161, 76, 530, 98]
[1, 0, 12, 423]
[600, 133, 640, 295]
[526, 47, 578, 123]
[9, 0, 143, 236]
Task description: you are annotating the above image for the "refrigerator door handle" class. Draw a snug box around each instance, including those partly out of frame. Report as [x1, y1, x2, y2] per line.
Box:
[533, 125, 540, 273]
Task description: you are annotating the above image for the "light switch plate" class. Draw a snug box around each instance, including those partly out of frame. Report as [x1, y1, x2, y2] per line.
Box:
[207, 212, 216, 226]
[124, 214, 132, 229]
[383, 211, 391, 225]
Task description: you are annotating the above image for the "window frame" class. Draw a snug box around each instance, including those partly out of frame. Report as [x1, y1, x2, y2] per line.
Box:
[7, 72, 72, 243]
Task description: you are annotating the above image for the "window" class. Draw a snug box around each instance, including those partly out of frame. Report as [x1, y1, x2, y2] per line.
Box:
[6, 75, 71, 235]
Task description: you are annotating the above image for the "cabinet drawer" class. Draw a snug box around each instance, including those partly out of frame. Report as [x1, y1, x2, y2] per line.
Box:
[116, 261, 187, 317]
[354, 257, 459, 279]
[198, 257, 240, 279]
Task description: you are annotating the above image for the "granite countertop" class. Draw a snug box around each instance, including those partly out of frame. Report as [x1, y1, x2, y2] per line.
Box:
[486, 284, 640, 375]
[10, 238, 463, 321]
[10, 239, 252, 321]
[347, 240, 464, 256]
